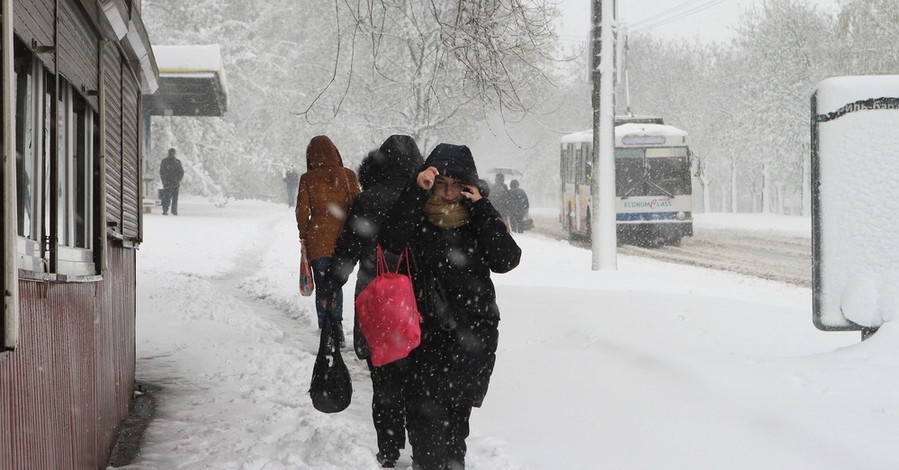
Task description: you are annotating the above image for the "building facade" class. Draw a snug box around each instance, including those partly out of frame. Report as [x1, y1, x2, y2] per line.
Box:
[0, 1, 157, 468]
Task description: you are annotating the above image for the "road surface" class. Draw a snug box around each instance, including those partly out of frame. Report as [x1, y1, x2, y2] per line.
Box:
[530, 211, 811, 287]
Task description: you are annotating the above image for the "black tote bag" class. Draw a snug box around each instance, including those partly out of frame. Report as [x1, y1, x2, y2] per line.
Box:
[309, 308, 352, 413]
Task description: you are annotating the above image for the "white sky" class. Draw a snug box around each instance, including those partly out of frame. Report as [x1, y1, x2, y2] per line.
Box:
[557, 0, 842, 43]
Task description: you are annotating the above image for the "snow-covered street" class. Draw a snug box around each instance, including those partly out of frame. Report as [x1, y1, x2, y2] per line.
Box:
[123, 197, 899, 470]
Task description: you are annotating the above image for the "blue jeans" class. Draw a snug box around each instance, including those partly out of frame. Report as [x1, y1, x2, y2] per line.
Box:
[310, 257, 343, 330]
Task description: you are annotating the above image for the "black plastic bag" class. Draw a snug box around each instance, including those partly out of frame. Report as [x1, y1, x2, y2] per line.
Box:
[309, 310, 352, 413]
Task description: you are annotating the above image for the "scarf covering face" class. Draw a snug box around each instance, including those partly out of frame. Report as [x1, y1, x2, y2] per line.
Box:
[423, 194, 470, 229]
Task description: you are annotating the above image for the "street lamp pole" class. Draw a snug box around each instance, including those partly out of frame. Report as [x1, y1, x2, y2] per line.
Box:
[591, 0, 617, 270]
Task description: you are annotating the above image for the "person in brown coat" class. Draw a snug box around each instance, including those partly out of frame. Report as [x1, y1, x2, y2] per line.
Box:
[296, 135, 361, 346]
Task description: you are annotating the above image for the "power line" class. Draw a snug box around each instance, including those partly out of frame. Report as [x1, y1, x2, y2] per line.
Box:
[628, 0, 712, 28]
[629, 0, 732, 34]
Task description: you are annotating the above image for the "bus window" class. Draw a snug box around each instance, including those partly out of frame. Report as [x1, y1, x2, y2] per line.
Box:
[574, 146, 584, 184]
[615, 148, 643, 159]
[646, 148, 688, 158]
[583, 144, 594, 183]
[616, 153, 644, 196]
[646, 148, 690, 195]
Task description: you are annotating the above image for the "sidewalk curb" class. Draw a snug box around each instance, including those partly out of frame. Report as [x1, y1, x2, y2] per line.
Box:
[109, 382, 160, 468]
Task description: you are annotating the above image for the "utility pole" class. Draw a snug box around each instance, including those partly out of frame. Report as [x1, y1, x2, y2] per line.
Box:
[591, 0, 617, 270]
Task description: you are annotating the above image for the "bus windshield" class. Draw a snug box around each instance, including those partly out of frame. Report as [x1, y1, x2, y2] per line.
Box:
[615, 147, 691, 197]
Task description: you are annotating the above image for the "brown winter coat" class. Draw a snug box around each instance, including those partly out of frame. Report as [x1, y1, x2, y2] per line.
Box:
[296, 136, 361, 260]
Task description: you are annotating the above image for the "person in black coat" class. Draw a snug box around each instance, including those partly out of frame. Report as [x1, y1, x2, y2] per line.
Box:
[159, 148, 184, 215]
[320, 134, 424, 468]
[506, 179, 529, 233]
[380, 143, 521, 470]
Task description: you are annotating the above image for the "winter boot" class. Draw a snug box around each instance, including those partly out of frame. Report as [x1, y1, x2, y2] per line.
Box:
[376, 452, 397, 468]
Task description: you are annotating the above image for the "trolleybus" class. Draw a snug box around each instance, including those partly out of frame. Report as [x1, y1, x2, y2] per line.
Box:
[560, 121, 694, 245]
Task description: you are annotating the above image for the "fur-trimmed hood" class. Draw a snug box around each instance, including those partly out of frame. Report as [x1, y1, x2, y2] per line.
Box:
[358, 135, 424, 189]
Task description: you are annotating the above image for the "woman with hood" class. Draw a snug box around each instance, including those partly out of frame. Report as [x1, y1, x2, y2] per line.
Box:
[380, 143, 521, 470]
[319, 134, 424, 468]
[296, 135, 361, 347]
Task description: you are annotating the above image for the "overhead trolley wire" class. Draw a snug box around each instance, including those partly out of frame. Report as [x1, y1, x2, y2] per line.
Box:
[631, 0, 726, 33]
[628, 0, 712, 28]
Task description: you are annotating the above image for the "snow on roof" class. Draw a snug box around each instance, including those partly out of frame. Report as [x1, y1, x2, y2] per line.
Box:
[615, 123, 687, 137]
[560, 129, 593, 144]
[815, 75, 899, 115]
[560, 123, 688, 144]
[153, 45, 224, 73]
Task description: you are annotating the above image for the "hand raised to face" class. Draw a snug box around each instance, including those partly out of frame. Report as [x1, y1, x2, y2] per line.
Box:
[460, 183, 482, 203]
[417, 166, 439, 190]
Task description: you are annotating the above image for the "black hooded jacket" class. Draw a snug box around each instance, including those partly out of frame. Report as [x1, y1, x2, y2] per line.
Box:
[380, 144, 521, 328]
[322, 135, 424, 358]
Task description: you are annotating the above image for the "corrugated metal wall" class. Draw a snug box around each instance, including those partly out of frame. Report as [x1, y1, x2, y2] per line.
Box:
[0, 245, 136, 470]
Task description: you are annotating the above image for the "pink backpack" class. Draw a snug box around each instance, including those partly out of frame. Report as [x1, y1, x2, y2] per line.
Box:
[355, 245, 422, 366]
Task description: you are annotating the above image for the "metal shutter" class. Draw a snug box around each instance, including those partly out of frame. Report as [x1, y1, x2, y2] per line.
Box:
[120, 68, 140, 240]
[102, 44, 122, 238]
[58, 0, 99, 111]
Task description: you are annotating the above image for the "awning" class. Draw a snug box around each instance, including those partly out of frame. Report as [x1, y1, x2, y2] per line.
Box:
[144, 45, 228, 117]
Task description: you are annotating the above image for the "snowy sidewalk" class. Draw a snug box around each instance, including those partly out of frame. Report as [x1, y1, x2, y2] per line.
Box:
[129, 199, 401, 469]
[124, 198, 899, 470]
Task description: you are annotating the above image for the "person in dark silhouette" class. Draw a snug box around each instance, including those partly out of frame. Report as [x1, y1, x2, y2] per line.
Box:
[159, 148, 184, 215]
[506, 179, 530, 233]
[284, 168, 299, 207]
[489, 173, 510, 222]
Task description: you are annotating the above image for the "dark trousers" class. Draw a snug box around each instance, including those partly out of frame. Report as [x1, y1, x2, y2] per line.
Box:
[405, 321, 498, 470]
[161, 187, 180, 214]
[310, 257, 343, 329]
[508, 215, 524, 233]
[407, 395, 472, 470]
[368, 358, 410, 460]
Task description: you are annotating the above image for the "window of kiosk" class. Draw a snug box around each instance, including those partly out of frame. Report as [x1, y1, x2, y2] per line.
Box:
[15, 43, 98, 279]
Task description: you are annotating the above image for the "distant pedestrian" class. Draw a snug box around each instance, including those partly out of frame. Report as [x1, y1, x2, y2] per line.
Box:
[490, 173, 510, 221]
[507, 179, 529, 233]
[284, 168, 299, 207]
[159, 148, 184, 215]
[295, 135, 361, 349]
[320, 134, 424, 468]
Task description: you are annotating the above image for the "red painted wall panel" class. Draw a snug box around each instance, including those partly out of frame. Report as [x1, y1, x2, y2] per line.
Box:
[0, 246, 136, 470]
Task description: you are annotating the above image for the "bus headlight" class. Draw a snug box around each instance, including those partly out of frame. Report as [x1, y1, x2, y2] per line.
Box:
[675, 211, 686, 221]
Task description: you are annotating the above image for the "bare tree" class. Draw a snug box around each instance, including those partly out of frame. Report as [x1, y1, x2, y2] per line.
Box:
[300, 0, 560, 147]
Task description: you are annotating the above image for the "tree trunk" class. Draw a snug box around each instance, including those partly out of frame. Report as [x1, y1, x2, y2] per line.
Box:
[730, 157, 738, 213]
[699, 175, 711, 213]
